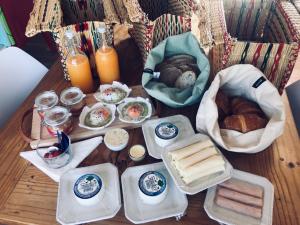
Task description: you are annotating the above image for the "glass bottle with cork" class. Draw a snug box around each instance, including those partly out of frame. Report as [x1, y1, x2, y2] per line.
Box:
[95, 25, 120, 84]
[64, 30, 94, 93]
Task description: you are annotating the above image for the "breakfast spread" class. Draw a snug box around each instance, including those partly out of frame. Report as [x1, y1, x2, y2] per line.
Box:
[216, 90, 268, 133]
[104, 128, 129, 151]
[60, 87, 86, 115]
[73, 173, 104, 205]
[155, 54, 200, 89]
[154, 122, 179, 147]
[138, 171, 168, 205]
[94, 82, 131, 104]
[169, 139, 225, 184]
[215, 179, 264, 219]
[117, 97, 152, 123]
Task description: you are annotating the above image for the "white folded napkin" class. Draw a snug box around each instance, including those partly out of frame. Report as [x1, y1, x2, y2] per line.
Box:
[20, 136, 103, 182]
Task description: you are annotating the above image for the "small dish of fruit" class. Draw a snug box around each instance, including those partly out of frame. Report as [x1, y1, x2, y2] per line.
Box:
[37, 132, 72, 169]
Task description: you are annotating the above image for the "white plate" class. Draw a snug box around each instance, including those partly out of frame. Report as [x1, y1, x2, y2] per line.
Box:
[117, 97, 152, 124]
[161, 133, 233, 195]
[204, 169, 274, 225]
[78, 102, 116, 131]
[142, 115, 195, 159]
[121, 162, 188, 224]
[56, 163, 121, 225]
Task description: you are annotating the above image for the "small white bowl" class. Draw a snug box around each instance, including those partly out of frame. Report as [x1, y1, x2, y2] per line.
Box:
[104, 128, 129, 151]
[129, 145, 146, 162]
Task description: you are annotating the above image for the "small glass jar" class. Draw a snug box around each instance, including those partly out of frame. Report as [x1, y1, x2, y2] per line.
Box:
[36, 134, 72, 169]
[35, 91, 58, 119]
[44, 106, 73, 136]
[60, 87, 86, 115]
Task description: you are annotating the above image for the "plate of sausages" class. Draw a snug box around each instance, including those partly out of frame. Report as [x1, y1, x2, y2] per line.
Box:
[204, 169, 274, 225]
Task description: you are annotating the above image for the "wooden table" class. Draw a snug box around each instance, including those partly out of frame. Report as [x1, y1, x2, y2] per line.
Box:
[1, 30, 300, 225]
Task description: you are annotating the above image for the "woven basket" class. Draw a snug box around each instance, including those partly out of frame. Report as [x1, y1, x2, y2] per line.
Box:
[25, 0, 123, 79]
[123, 0, 193, 62]
[193, 0, 300, 94]
[26, 0, 121, 37]
[52, 21, 113, 80]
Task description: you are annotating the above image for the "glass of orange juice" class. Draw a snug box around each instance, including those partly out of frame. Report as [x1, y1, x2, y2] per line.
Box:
[95, 25, 120, 84]
[64, 30, 94, 93]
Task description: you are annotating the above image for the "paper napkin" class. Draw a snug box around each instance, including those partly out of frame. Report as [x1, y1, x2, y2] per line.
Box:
[20, 136, 103, 182]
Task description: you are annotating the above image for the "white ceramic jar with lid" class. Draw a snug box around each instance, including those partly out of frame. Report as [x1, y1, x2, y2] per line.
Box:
[73, 173, 105, 206]
[44, 106, 73, 136]
[154, 122, 179, 147]
[138, 171, 168, 205]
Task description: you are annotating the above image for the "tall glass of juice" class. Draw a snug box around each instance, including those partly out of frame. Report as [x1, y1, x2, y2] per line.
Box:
[64, 30, 94, 93]
[95, 25, 120, 84]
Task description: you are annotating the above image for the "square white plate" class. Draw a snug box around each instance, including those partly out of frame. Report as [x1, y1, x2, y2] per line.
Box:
[161, 133, 233, 195]
[142, 115, 195, 159]
[121, 162, 188, 224]
[56, 163, 121, 225]
[204, 169, 274, 225]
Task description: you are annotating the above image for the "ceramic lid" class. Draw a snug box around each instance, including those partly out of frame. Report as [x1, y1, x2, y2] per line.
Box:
[138, 171, 167, 196]
[155, 122, 179, 140]
[60, 87, 84, 105]
[35, 90, 58, 110]
[74, 174, 102, 199]
[44, 106, 71, 126]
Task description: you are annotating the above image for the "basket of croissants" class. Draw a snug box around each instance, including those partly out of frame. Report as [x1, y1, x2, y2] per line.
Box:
[196, 64, 285, 154]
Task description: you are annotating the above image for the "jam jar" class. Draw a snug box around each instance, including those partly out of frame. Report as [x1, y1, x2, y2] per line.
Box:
[60, 87, 86, 116]
[44, 106, 73, 136]
[35, 91, 58, 119]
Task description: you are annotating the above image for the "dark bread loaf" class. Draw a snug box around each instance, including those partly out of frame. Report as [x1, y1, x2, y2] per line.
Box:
[216, 90, 231, 120]
[220, 114, 268, 133]
[231, 97, 264, 117]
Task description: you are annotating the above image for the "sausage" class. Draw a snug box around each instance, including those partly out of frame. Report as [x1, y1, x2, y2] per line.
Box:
[217, 187, 263, 207]
[215, 196, 262, 219]
[219, 178, 263, 198]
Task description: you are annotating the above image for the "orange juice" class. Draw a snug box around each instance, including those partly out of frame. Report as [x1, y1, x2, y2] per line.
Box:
[95, 47, 120, 84]
[66, 54, 94, 93]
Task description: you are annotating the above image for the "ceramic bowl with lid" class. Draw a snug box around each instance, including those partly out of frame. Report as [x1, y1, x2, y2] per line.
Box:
[138, 171, 168, 205]
[35, 90, 58, 119]
[154, 122, 179, 147]
[60, 87, 86, 115]
[73, 173, 105, 206]
[44, 106, 73, 136]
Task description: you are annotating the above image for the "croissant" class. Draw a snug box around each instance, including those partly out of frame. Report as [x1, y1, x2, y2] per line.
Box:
[216, 90, 230, 120]
[220, 114, 268, 133]
[231, 97, 264, 116]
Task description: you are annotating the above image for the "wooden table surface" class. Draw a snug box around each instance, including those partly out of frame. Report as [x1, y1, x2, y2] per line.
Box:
[0, 28, 300, 225]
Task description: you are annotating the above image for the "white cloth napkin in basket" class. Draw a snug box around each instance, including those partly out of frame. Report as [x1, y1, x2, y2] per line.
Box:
[20, 136, 103, 182]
